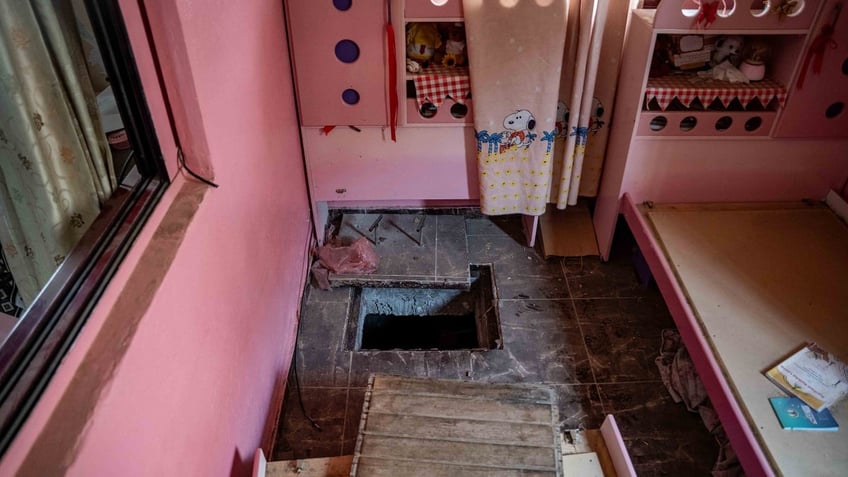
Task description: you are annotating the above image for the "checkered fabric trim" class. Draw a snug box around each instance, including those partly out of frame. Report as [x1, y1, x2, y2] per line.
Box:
[412, 66, 471, 108]
[645, 74, 787, 111]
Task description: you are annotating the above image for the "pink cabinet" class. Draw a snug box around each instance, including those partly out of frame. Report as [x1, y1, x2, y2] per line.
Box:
[285, 1, 388, 126]
[775, 0, 848, 138]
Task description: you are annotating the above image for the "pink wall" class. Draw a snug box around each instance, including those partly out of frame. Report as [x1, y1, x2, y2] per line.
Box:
[0, 0, 311, 475]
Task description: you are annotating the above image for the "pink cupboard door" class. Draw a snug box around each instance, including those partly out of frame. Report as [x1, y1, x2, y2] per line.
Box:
[775, 0, 848, 138]
[286, 1, 388, 126]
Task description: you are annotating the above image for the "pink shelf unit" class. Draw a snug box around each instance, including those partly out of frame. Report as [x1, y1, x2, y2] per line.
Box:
[775, 0, 848, 137]
[405, 0, 464, 19]
[406, 97, 473, 125]
[637, 110, 777, 136]
[285, 1, 388, 127]
[656, 0, 822, 31]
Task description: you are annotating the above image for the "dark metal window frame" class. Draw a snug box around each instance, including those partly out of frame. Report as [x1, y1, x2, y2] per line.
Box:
[0, 0, 169, 454]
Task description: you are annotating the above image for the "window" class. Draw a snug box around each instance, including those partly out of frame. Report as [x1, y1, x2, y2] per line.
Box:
[0, 0, 168, 453]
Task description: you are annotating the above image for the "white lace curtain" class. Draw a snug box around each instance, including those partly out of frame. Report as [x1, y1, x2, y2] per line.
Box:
[0, 0, 115, 306]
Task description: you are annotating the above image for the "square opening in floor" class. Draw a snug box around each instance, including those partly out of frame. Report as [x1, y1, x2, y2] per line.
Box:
[347, 265, 500, 351]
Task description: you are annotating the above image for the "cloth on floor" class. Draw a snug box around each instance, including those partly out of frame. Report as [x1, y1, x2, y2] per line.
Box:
[311, 237, 379, 290]
[656, 329, 744, 477]
[463, 0, 567, 216]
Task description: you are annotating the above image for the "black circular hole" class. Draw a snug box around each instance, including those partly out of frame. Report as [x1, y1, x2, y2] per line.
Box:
[419, 102, 437, 118]
[335, 40, 359, 63]
[333, 0, 352, 11]
[843, 58, 848, 75]
[679, 116, 697, 132]
[450, 103, 468, 119]
[715, 116, 733, 131]
[649, 116, 667, 131]
[745, 116, 762, 131]
[342, 89, 360, 105]
[825, 102, 844, 119]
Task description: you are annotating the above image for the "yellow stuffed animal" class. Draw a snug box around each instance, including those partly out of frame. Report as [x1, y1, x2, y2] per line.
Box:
[406, 23, 441, 70]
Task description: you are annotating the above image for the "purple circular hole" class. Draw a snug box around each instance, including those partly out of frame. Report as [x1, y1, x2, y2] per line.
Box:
[333, 0, 352, 11]
[335, 40, 359, 63]
[342, 89, 360, 105]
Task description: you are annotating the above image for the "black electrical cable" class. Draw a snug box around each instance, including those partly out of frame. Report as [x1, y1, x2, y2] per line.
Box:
[291, 289, 322, 432]
[177, 149, 219, 188]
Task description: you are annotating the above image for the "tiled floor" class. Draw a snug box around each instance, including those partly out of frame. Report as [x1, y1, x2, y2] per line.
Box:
[273, 214, 717, 474]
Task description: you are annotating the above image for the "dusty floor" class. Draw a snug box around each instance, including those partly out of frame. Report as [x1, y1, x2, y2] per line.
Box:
[273, 213, 717, 475]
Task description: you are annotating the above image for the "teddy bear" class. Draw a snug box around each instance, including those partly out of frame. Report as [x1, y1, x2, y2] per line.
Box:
[441, 23, 466, 67]
[711, 35, 744, 67]
[406, 23, 441, 71]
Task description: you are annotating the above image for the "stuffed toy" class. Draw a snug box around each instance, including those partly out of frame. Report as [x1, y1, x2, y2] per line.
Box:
[711, 35, 744, 66]
[406, 23, 441, 71]
[441, 23, 466, 67]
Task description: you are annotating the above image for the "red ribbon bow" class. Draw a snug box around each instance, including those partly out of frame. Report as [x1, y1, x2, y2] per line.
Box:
[696, 1, 719, 29]
[797, 25, 838, 89]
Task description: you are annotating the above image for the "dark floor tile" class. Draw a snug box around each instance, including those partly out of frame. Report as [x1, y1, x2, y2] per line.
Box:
[573, 297, 674, 327]
[436, 215, 469, 281]
[582, 320, 665, 383]
[306, 284, 352, 304]
[498, 299, 577, 330]
[349, 351, 430, 387]
[563, 256, 652, 299]
[465, 215, 525, 242]
[496, 274, 570, 300]
[343, 387, 367, 443]
[600, 382, 718, 476]
[334, 213, 438, 282]
[550, 384, 606, 431]
[424, 351, 473, 381]
[274, 386, 347, 460]
[295, 301, 351, 387]
[469, 324, 592, 384]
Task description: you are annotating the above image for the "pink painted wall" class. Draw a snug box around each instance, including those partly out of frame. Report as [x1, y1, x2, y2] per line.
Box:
[0, 0, 311, 475]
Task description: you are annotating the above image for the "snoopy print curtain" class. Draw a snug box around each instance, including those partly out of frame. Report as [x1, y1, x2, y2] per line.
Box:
[463, 0, 567, 216]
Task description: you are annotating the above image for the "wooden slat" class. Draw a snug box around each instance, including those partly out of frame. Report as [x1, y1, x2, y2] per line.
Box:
[355, 457, 556, 477]
[372, 374, 553, 403]
[359, 435, 557, 471]
[367, 392, 552, 424]
[363, 412, 554, 447]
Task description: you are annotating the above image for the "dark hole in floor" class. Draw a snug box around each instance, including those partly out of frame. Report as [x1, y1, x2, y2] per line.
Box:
[361, 313, 477, 350]
[349, 264, 500, 351]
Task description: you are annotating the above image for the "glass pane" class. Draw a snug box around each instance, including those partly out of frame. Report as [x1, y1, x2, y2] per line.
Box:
[0, 1, 141, 340]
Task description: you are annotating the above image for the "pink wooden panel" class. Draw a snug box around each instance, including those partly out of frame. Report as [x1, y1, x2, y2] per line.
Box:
[405, 97, 473, 125]
[302, 126, 478, 202]
[621, 195, 775, 477]
[405, 0, 464, 19]
[655, 0, 822, 31]
[286, 1, 387, 126]
[636, 111, 776, 136]
[775, 0, 848, 137]
[621, 138, 848, 203]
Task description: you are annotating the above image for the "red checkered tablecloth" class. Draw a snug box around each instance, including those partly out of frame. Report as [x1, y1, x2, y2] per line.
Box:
[645, 74, 788, 111]
[412, 66, 471, 108]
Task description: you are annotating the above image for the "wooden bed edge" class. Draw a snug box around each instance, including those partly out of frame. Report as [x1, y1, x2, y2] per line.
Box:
[825, 190, 848, 224]
[619, 193, 776, 477]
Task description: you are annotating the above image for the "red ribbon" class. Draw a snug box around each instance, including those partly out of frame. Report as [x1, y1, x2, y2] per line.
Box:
[797, 25, 837, 89]
[386, 23, 398, 142]
[696, 1, 719, 29]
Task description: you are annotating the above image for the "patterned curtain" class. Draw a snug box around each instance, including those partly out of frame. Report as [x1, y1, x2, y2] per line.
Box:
[0, 0, 116, 306]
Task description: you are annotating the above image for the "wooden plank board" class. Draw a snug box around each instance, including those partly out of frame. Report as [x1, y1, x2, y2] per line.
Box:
[354, 457, 556, 477]
[646, 204, 848, 477]
[539, 203, 600, 258]
[363, 413, 555, 447]
[367, 392, 552, 424]
[352, 375, 562, 476]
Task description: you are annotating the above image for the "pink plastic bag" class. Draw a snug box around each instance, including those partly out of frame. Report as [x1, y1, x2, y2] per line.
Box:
[311, 237, 380, 289]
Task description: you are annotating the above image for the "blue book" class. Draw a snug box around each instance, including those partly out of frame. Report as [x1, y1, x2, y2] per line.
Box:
[769, 397, 839, 431]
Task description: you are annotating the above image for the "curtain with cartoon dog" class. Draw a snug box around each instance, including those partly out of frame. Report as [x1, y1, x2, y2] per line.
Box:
[463, 0, 567, 217]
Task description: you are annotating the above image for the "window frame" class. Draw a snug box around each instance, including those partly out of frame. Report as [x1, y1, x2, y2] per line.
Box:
[0, 0, 169, 454]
